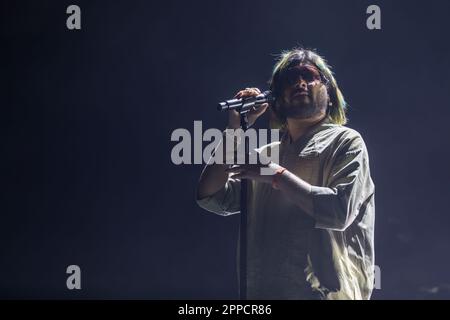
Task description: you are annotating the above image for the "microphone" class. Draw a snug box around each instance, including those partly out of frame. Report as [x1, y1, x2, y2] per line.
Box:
[217, 90, 273, 113]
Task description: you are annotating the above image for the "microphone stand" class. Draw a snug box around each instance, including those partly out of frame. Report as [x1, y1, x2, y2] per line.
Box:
[239, 111, 249, 300]
[218, 92, 272, 300]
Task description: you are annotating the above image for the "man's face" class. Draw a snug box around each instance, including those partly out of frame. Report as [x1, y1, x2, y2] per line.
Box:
[277, 63, 329, 119]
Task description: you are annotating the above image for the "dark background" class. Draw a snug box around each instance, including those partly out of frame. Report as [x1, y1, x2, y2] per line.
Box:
[2, 0, 450, 299]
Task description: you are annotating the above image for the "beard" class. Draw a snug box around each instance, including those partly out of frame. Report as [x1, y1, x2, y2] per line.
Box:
[277, 96, 326, 120]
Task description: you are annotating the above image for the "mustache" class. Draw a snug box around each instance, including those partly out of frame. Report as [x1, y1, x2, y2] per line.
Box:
[291, 88, 309, 98]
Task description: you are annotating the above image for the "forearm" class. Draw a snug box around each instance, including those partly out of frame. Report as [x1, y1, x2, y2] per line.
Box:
[274, 169, 315, 217]
[197, 162, 230, 199]
[273, 166, 365, 231]
[197, 130, 239, 199]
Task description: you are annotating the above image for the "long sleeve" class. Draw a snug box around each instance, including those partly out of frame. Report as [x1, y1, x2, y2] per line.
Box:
[196, 128, 244, 215]
[196, 176, 241, 216]
[311, 133, 375, 231]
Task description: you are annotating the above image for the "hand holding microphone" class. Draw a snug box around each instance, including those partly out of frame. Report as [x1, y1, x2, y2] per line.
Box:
[220, 88, 272, 129]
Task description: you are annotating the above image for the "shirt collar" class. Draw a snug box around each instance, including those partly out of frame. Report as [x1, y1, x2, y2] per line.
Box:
[281, 116, 333, 146]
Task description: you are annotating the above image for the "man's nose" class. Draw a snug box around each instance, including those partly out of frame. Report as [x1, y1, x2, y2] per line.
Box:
[295, 78, 308, 90]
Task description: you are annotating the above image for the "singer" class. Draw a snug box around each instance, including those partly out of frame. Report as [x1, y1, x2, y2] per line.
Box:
[196, 48, 375, 300]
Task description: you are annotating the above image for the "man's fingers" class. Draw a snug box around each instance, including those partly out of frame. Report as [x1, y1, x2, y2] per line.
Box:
[235, 88, 260, 99]
[235, 168, 261, 179]
[225, 166, 247, 174]
[233, 173, 246, 179]
[247, 87, 261, 94]
[233, 172, 254, 180]
[251, 103, 268, 116]
[225, 164, 263, 174]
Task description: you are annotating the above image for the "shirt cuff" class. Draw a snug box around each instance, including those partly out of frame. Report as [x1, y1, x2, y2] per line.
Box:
[196, 184, 231, 216]
[310, 186, 347, 231]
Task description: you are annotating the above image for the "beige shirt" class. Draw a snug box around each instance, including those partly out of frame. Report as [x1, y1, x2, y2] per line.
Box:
[197, 118, 375, 300]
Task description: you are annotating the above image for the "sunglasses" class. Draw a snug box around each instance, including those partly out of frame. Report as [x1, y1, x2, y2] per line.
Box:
[281, 64, 329, 88]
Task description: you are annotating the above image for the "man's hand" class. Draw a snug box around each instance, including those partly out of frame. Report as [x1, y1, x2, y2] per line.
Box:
[228, 87, 269, 129]
[225, 161, 284, 184]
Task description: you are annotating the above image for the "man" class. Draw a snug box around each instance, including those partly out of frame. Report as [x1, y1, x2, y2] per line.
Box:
[196, 48, 375, 300]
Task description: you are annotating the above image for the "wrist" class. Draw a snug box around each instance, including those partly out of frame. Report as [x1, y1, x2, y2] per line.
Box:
[271, 165, 287, 190]
[227, 113, 241, 130]
[226, 123, 241, 130]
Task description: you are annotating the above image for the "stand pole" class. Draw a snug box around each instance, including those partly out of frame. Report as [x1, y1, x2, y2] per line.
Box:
[239, 112, 249, 300]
